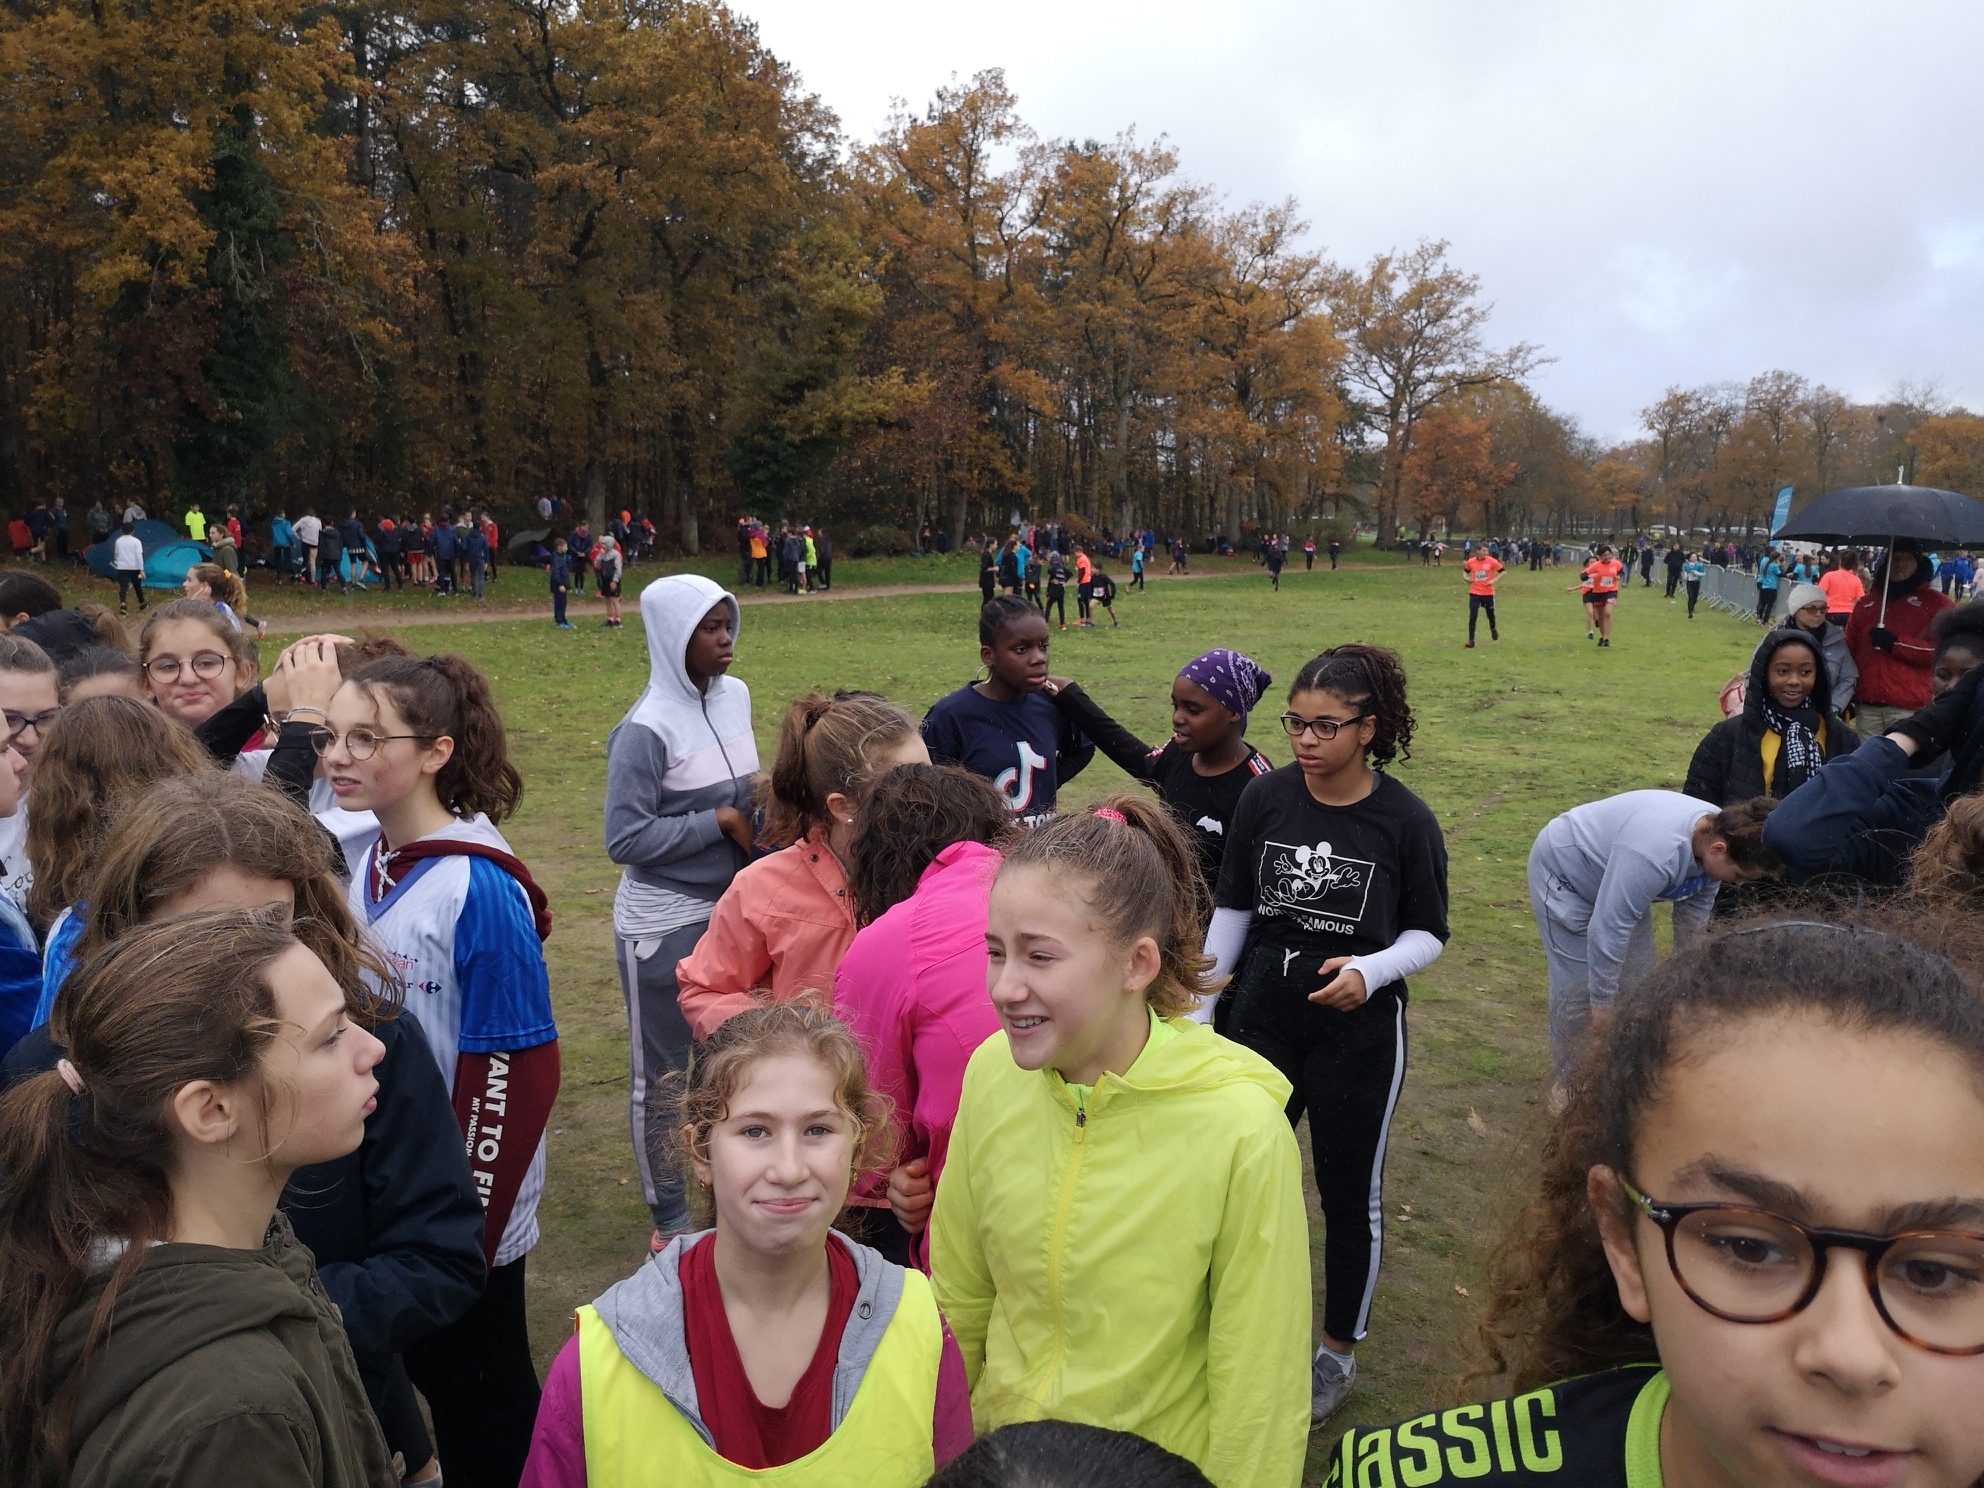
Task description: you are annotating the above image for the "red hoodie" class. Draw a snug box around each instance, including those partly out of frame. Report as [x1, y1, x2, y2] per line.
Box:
[1845, 576, 1950, 709]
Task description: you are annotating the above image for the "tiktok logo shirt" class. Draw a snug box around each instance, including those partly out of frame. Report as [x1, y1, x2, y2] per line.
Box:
[1217, 765, 1449, 961]
[920, 683, 1094, 826]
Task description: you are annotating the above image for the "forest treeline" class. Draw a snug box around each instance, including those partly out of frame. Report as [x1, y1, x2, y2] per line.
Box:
[5, 1, 1981, 552]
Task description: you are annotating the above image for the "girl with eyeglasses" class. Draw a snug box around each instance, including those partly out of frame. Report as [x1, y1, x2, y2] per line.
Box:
[1329, 918, 1984, 1488]
[320, 651, 559, 1488]
[0, 634, 58, 920]
[139, 599, 258, 731]
[1202, 643, 1450, 1425]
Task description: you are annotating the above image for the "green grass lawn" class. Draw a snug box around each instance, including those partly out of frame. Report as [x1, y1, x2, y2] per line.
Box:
[164, 555, 1756, 1478]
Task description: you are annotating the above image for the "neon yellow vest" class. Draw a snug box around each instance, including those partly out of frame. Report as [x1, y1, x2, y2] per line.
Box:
[576, 1269, 942, 1486]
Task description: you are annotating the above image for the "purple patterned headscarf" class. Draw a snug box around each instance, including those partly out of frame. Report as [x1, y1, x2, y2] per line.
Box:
[1177, 648, 1272, 719]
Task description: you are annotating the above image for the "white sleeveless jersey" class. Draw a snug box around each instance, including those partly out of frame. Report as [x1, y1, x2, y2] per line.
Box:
[344, 813, 555, 1266]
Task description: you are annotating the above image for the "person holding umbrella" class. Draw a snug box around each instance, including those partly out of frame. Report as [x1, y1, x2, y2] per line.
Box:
[1845, 539, 1950, 734]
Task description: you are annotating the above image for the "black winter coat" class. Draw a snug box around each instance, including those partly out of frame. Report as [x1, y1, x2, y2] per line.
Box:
[1684, 628, 1860, 805]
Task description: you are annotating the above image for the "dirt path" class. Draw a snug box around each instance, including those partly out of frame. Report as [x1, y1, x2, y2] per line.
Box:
[233, 569, 1254, 634]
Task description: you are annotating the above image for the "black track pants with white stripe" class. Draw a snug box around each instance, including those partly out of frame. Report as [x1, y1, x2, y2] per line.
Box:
[1223, 939, 1408, 1345]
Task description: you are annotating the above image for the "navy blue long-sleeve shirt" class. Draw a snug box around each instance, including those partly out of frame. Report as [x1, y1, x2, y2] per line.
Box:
[1761, 735, 1942, 888]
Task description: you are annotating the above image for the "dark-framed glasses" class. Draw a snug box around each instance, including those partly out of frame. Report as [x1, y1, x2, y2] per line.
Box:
[304, 726, 436, 762]
[143, 651, 230, 684]
[1621, 1176, 1984, 1355]
[1278, 711, 1368, 741]
[3, 707, 60, 740]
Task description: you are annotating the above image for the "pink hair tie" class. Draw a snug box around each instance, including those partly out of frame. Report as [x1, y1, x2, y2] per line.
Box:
[56, 1058, 85, 1096]
[1092, 807, 1128, 824]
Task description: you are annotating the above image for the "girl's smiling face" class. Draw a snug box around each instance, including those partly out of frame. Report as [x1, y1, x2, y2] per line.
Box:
[0, 668, 58, 775]
[691, 1052, 855, 1258]
[1593, 1015, 1984, 1488]
[1768, 646, 1819, 711]
[983, 864, 1158, 1087]
[144, 619, 248, 728]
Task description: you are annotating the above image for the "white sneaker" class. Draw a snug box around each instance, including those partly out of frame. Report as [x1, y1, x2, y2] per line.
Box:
[1311, 1348, 1357, 1425]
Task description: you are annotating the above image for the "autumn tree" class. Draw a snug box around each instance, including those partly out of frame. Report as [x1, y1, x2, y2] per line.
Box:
[1180, 201, 1342, 541]
[851, 71, 1043, 546]
[1328, 239, 1542, 546]
[1399, 410, 1514, 537]
[1912, 414, 1984, 496]
[0, 0, 402, 508]
[1030, 132, 1208, 532]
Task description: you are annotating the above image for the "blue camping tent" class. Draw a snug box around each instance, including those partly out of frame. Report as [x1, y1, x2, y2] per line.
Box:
[83, 521, 207, 590]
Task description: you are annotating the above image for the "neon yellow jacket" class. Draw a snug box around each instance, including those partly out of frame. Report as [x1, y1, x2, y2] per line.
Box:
[930, 1018, 1311, 1488]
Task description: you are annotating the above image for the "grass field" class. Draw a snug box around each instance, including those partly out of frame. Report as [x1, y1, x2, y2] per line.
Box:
[75, 550, 1760, 1479]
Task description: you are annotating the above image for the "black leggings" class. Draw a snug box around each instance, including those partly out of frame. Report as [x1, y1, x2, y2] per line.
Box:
[1468, 594, 1497, 641]
[1686, 580, 1701, 616]
[1223, 942, 1408, 1344]
[1045, 587, 1065, 625]
[115, 569, 147, 608]
[405, 1254, 540, 1488]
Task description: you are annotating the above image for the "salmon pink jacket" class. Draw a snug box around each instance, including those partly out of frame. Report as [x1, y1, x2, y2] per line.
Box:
[834, 841, 1003, 1268]
[674, 828, 855, 1041]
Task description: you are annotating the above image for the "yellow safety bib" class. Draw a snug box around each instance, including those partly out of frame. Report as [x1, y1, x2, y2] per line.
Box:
[576, 1269, 942, 1486]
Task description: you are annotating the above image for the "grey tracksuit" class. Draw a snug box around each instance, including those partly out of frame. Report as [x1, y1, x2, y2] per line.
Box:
[1528, 790, 1721, 1080]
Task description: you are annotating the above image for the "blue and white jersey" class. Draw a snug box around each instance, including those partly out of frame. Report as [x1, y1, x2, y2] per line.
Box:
[31, 902, 81, 1029]
[0, 798, 32, 915]
[345, 813, 555, 1266]
[237, 752, 379, 879]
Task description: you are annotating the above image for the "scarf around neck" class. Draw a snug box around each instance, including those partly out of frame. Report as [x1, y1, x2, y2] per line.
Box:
[1760, 696, 1823, 786]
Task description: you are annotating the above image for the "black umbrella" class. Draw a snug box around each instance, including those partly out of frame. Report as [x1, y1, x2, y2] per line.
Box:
[1772, 484, 1984, 547]
[1772, 483, 1984, 627]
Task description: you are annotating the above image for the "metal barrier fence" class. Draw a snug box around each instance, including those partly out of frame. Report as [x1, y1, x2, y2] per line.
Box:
[1694, 563, 1793, 625]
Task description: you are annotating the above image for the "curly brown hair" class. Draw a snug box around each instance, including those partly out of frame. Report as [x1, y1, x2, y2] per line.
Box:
[1474, 914, 1984, 1391]
[1908, 794, 1984, 905]
[1288, 643, 1414, 768]
[847, 763, 1015, 926]
[670, 998, 895, 1227]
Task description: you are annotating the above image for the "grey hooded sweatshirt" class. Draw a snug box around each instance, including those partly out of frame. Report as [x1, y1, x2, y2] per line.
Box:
[604, 575, 759, 920]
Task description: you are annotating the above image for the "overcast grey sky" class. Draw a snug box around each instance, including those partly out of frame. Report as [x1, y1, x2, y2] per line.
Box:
[739, 0, 1984, 443]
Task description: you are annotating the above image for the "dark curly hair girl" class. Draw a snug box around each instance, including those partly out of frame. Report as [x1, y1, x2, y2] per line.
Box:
[1287, 643, 1415, 768]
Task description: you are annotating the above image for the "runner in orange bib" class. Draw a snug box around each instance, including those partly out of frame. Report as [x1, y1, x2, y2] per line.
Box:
[1462, 550, 1503, 647]
[1579, 545, 1626, 647]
